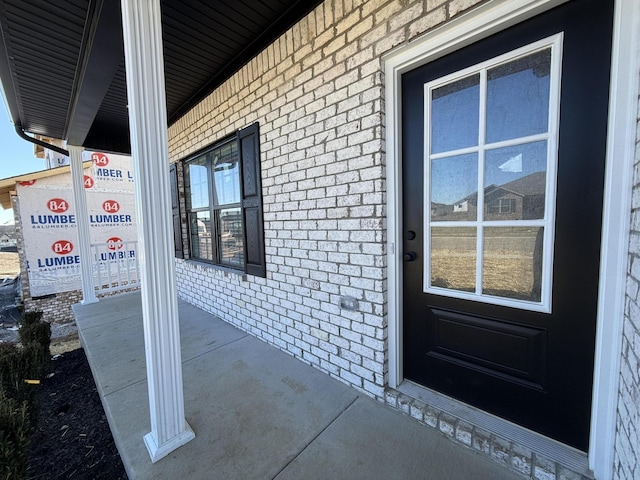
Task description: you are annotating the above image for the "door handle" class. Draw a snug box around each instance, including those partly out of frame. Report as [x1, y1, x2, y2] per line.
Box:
[403, 251, 417, 262]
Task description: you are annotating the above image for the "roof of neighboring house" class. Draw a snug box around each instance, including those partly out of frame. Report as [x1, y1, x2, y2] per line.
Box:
[0, 225, 16, 237]
[0, 161, 92, 209]
[499, 171, 546, 196]
[454, 171, 547, 206]
[0, 0, 322, 155]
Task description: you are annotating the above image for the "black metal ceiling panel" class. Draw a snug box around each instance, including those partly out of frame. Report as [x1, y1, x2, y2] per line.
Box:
[0, 0, 322, 154]
[0, 0, 88, 138]
[161, 0, 324, 125]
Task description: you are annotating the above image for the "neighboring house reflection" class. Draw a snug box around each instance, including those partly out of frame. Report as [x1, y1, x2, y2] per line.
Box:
[431, 171, 546, 221]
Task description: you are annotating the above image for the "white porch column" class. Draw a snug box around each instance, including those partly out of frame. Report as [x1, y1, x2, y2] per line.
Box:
[69, 145, 98, 305]
[120, 0, 195, 462]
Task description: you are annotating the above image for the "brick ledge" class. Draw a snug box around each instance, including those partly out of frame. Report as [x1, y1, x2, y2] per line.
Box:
[384, 384, 593, 480]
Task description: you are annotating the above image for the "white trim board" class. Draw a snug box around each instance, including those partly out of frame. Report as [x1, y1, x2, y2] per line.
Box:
[383, 1, 638, 479]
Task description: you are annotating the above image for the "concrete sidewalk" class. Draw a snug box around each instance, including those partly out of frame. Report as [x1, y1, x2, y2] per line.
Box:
[73, 292, 521, 480]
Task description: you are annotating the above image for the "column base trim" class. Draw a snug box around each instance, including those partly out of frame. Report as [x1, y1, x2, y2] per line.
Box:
[144, 421, 195, 463]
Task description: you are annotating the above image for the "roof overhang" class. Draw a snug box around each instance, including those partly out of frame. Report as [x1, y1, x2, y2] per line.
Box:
[0, 0, 322, 155]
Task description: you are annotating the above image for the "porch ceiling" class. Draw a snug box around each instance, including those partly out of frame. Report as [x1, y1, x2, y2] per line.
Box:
[0, 0, 321, 155]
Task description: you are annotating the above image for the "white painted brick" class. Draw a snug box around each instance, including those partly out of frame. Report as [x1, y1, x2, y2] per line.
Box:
[534, 455, 557, 480]
[362, 380, 385, 397]
[167, 0, 554, 437]
[350, 364, 375, 382]
[448, 0, 484, 18]
[339, 368, 363, 387]
[310, 327, 330, 341]
[409, 6, 447, 38]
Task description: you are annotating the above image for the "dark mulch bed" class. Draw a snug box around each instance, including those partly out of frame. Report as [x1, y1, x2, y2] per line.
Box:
[26, 348, 128, 480]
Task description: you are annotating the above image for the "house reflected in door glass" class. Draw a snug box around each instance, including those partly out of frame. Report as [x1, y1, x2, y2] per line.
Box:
[484, 141, 547, 221]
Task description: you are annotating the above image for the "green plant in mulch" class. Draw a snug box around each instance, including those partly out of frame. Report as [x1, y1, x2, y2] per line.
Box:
[0, 343, 47, 408]
[0, 389, 32, 480]
[18, 311, 51, 379]
[0, 311, 50, 480]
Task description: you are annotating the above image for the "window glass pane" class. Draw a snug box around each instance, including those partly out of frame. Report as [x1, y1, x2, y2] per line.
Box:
[482, 227, 543, 301]
[187, 157, 209, 209]
[484, 141, 547, 220]
[431, 74, 480, 154]
[213, 142, 240, 206]
[218, 208, 244, 267]
[486, 49, 551, 143]
[189, 211, 213, 261]
[431, 153, 478, 221]
[430, 227, 476, 292]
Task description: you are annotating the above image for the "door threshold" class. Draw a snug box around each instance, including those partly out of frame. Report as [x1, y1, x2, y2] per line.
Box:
[386, 380, 593, 479]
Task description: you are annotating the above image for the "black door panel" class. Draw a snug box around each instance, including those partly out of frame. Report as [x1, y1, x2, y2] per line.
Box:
[401, 0, 613, 450]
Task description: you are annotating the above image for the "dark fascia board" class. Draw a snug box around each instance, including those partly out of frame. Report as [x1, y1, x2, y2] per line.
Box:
[166, 0, 324, 125]
[65, 0, 124, 146]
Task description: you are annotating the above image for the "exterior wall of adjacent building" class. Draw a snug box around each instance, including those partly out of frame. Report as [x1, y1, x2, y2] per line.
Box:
[11, 193, 82, 325]
[168, 0, 639, 478]
[615, 73, 640, 480]
[8, 158, 140, 327]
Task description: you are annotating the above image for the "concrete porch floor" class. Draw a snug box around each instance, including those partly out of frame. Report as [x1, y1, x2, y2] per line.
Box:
[72, 291, 521, 480]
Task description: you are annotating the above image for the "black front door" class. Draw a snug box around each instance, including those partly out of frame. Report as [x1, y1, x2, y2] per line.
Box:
[401, 0, 613, 451]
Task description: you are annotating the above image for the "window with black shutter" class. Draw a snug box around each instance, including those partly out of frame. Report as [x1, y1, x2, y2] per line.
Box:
[183, 122, 266, 277]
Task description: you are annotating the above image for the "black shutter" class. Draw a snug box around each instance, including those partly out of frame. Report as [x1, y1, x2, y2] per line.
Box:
[170, 163, 184, 258]
[238, 122, 266, 277]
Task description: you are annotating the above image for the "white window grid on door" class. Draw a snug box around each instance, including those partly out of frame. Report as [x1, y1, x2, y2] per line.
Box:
[423, 33, 564, 313]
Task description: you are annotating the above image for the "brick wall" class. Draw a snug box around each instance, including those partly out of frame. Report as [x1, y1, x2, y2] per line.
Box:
[614, 74, 640, 480]
[169, 0, 484, 398]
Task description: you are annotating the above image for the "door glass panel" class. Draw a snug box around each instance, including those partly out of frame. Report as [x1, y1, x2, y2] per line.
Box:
[431, 153, 478, 221]
[424, 37, 560, 311]
[430, 227, 476, 292]
[482, 227, 543, 302]
[217, 208, 244, 267]
[431, 74, 480, 154]
[484, 141, 547, 220]
[486, 49, 551, 143]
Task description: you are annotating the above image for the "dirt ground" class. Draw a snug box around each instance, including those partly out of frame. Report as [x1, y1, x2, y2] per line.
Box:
[0, 251, 20, 276]
[50, 333, 82, 355]
[26, 346, 128, 480]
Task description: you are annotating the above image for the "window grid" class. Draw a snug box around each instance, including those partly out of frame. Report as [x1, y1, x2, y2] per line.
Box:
[185, 137, 245, 269]
[423, 34, 563, 312]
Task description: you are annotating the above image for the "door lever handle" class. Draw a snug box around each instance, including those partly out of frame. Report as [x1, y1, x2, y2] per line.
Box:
[403, 251, 417, 262]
